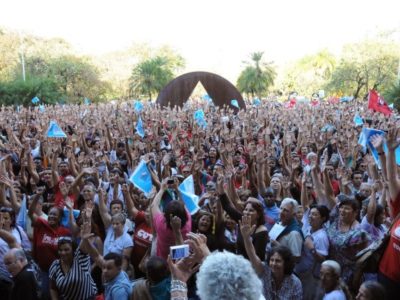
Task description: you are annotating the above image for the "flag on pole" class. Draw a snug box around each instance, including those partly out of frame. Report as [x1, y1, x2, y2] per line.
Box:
[231, 99, 239, 108]
[194, 109, 207, 128]
[202, 94, 212, 102]
[129, 160, 153, 197]
[39, 104, 45, 112]
[353, 114, 364, 126]
[178, 175, 200, 215]
[134, 101, 144, 113]
[31, 96, 40, 104]
[84, 97, 91, 105]
[368, 89, 392, 116]
[47, 121, 67, 138]
[136, 116, 145, 138]
[253, 98, 261, 106]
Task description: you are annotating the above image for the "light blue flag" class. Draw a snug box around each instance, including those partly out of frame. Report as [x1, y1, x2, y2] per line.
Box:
[84, 97, 91, 105]
[358, 128, 387, 167]
[353, 114, 364, 126]
[340, 96, 354, 103]
[178, 175, 200, 215]
[61, 208, 80, 228]
[321, 124, 335, 132]
[31, 96, 40, 104]
[136, 116, 145, 138]
[389, 103, 394, 109]
[47, 121, 67, 138]
[39, 104, 45, 112]
[253, 98, 261, 106]
[129, 160, 153, 197]
[16, 195, 27, 230]
[134, 101, 144, 113]
[231, 99, 239, 108]
[202, 94, 212, 102]
[16, 105, 21, 113]
[193, 109, 207, 128]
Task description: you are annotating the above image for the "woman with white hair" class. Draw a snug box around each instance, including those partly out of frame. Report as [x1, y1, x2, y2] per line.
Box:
[167, 233, 265, 300]
[320, 260, 352, 300]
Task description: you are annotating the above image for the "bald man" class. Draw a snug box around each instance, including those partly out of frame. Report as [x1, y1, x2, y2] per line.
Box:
[3, 248, 38, 300]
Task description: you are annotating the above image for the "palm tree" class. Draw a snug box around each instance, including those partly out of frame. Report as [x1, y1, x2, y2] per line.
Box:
[129, 56, 175, 100]
[237, 52, 276, 98]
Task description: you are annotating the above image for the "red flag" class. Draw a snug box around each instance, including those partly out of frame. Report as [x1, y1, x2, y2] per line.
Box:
[284, 98, 297, 109]
[328, 97, 339, 104]
[368, 89, 392, 116]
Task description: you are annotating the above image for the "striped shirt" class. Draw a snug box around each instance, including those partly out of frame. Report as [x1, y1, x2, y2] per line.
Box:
[49, 249, 97, 300]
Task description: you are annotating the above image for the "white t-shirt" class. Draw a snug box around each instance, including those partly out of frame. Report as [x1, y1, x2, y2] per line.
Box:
[278, 230, 303, 257]
[323, 290, 346, 300]
[103, 227, 133, 256]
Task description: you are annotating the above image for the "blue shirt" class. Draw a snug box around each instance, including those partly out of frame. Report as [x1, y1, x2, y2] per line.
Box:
[104, 271, 132, 300]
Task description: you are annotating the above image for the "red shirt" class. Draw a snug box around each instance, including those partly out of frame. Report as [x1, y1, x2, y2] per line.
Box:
[33, 218, 71, 272]
[131, 211, 153, 270]
[379, 193, 400, 283]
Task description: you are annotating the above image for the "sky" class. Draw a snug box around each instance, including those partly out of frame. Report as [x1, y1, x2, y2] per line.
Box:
[1, 0, 400, 81]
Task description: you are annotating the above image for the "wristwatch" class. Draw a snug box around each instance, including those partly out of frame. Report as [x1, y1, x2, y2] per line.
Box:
[311, 248, 317, 255]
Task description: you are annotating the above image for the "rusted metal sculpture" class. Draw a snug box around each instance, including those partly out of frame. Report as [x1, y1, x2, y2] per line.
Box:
[156, 71, 245, 110]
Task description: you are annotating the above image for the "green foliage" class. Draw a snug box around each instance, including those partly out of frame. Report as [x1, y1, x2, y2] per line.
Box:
[384, 80, 400, 109]
[129, 55, 183, 100]
[277, 49, 336, 97]
[237, 52, 276, 97]
[325, 40, 399, 99]
[0, 77, 62, 106]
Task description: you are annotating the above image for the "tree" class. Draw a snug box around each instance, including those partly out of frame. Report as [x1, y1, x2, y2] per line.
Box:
[325, 40, 399, 99]
[276, 49, 336, 97]
[129, 55, 183, 100]
[236, 52, 276, 98]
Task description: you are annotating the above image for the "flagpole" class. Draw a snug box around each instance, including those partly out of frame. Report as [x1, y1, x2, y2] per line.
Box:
[19, 31, 26, 82]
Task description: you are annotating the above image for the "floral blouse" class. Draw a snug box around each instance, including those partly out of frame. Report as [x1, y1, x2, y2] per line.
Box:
[261, 262, 303, 300]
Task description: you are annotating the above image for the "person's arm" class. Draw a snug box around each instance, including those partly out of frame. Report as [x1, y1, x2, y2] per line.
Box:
[98, 188, 112, 229]
[171, 216, 184, 245]
[300, 173, 310, 211]
[51, 148, 60, 187]
[366, 187, 377, 225]
[49, 280, 60, 300]
[122, 183, 139, 219]
[122, 246, 133, 271]
[385, 128, 400, 210]
[239, 215, 264, 276]
[28, 186, 45, 226]
[322, 168, 336, 210]
[0, 227, 19, 248]
[150, 178, 168, 216]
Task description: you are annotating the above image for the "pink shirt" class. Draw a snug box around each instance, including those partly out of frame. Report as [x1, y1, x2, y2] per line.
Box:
[153, 210, 192, 259]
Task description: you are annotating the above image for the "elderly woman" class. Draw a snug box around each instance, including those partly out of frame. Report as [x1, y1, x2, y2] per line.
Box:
[240, 215, 302, 299]
[169, 249, 264, 300]
[320, 260, 352, 300]
[326, 197, 370, 286]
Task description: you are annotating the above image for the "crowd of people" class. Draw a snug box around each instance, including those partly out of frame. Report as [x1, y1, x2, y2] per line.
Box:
[0, 98, 399, 300]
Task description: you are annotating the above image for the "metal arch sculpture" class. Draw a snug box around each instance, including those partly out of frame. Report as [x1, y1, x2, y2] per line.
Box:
[156, 71, 245, 110]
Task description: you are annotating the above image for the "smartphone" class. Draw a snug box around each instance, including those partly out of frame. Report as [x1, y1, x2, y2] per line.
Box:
[170, 245, 190, 260]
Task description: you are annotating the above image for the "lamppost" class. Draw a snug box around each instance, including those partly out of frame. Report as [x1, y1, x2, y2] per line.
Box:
[19, 31, 26, 81]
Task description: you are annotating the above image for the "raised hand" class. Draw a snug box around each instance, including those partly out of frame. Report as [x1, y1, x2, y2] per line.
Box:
[239, 215, 255, 239]
[369, 134, 384, 152]
[170, 215, 182, 231]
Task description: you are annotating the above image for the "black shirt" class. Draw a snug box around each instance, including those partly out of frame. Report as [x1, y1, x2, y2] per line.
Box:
[11, 264, 39, 300]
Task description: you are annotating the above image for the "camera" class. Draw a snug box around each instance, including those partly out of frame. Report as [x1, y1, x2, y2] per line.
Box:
[170, 244, 190, 260]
